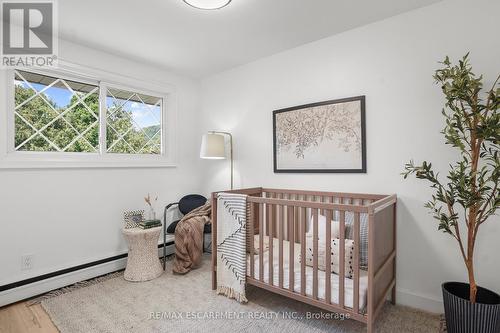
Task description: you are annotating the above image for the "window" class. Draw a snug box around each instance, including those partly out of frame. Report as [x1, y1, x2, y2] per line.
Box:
[6, 68, 170, 167]
[14, 70, 100, 153]
[106, 87, 162, 155]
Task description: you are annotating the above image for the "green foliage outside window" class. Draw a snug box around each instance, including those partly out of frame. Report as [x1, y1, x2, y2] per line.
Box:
[14, 82, 161, 154]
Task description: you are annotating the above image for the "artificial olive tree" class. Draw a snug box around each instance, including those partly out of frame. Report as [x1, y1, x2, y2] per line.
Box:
[403, 54, 499, 303]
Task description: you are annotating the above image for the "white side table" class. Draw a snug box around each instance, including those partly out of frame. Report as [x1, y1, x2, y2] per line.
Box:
[122, 227, 163, 282]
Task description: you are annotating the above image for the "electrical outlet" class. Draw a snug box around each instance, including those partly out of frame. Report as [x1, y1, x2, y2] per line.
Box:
[21, 254, 34, 271]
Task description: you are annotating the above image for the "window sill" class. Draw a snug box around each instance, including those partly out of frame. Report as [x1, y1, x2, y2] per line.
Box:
[0, 154, 177, 170]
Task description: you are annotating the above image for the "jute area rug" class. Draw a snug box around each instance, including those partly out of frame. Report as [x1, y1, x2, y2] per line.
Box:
[41, 256, 441, 333]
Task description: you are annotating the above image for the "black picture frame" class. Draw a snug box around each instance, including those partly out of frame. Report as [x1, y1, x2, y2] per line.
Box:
[273, 95, 366, 173]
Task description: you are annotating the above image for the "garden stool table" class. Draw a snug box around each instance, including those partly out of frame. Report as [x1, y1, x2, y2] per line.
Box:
[122, 227, 163, 282]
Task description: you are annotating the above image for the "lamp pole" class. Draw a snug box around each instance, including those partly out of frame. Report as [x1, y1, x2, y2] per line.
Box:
[209, 131, 233, 190]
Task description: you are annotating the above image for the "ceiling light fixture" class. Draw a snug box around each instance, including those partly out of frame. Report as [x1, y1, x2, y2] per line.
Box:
[183, 0, 231, 10]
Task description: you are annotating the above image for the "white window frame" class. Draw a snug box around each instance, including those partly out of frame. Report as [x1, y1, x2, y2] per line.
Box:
[0, 61, 177, 169]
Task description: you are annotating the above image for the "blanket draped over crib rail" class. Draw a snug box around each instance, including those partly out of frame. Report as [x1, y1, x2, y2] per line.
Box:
[216, 192, 248, 303]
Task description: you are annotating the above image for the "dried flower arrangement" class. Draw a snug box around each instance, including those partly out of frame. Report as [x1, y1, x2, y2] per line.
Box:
[144, 193, 158, 220]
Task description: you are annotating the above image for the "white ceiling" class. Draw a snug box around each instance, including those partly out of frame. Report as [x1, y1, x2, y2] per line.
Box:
[59, 0, 441, 78]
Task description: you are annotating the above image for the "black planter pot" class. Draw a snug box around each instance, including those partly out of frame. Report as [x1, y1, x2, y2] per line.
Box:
[442, 282, 500, 333]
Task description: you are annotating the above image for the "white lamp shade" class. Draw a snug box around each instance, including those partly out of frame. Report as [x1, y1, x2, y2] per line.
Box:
[200, 133, 226, 159]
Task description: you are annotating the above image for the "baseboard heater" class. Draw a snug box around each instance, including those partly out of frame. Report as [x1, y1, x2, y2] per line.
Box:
[0, 242, 174, 307]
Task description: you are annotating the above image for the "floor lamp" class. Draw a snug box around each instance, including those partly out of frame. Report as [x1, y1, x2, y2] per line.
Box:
[200, 131, 233, 190]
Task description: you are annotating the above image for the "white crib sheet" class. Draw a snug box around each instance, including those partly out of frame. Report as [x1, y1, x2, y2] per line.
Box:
[248, 235, 368, 311]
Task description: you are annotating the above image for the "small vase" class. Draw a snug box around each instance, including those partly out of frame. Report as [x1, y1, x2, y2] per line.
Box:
[148, 208, 156, 221]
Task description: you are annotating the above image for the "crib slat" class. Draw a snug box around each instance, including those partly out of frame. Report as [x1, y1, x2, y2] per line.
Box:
[268, 203, 274, 286]
[302, 195, 307, 242]
[313, 209, 319, 299]
[259, 202, 264, 282]
[294, 203, 300, 243]
[300, 207, 306, 296]
[288, 194, 292, 240]
[249, 202, 255, 279]
[353, 212, 360, 313]
[339, 211, 346, 308]
[329, 196, 334, 221]
[272, 193, 277, 242]
[267, 193, 273, 235]
[264, 193, 268, 233]
[334, 196, 339, 221]
[279, 204, 284, 288]
[288, 195, 292, 241]
[296, 197, 301, 244]
[325, 209, 332, 304]
[288, 206, 294, 292]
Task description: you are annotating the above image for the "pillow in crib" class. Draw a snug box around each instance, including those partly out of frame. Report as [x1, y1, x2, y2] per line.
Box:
[306, 214, 340, 240]
[248, 234, 269, 254]
[345, 212, 369, 269]
[302, 235, 354, 279]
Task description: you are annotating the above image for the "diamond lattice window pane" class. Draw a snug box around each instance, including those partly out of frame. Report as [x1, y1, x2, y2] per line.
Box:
[22, 134, 58, 152]
[65, 124, 99, 153]
[14, 114, 35, 149]
[41, 118, 79, 150]
[14, 70, 100, 153]
[139, 132, 161, 154]
[14, 71, 57, 99]
[16, 94, 60, 131]
[106, 87, 162, 155]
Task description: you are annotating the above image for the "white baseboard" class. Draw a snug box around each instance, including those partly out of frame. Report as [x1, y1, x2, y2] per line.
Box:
[396, 288, 444, 314]
[0, 245, 174, 307]
[1, 246, 444, 315]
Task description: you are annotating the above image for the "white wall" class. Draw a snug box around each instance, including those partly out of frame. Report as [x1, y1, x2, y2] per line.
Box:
[1, 0, 497, 314]
[200, 0, 500, 312]
[0, 40, 202, 287]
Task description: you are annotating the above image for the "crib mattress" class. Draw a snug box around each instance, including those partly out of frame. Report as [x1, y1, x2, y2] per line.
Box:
[247, 235, 368, 311]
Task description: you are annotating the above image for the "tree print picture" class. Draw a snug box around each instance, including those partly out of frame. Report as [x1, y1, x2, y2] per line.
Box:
[273, 96, 366, 173]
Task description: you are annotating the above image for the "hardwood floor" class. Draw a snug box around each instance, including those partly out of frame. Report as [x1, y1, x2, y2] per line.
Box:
[0, 302, 58, 333]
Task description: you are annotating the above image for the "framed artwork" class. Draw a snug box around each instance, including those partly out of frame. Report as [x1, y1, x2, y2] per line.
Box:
[123, 210, 144, 229]
[273, 95, 366, 173]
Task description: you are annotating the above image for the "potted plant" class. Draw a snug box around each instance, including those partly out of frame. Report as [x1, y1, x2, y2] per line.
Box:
[403, 54, 499, 333]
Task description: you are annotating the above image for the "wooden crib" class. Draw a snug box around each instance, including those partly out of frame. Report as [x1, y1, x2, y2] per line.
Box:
[211, 187, 397, 333]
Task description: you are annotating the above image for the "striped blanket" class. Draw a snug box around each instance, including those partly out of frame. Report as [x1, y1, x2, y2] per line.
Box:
[216, 192, 248, 303]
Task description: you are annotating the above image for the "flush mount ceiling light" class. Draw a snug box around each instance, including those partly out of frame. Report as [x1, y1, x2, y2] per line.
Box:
[183, 0, 231, 10]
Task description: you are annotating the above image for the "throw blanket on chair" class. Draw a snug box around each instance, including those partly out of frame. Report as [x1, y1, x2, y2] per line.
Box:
[216, 193, 248, 303]
[173, 202, 211, 274]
